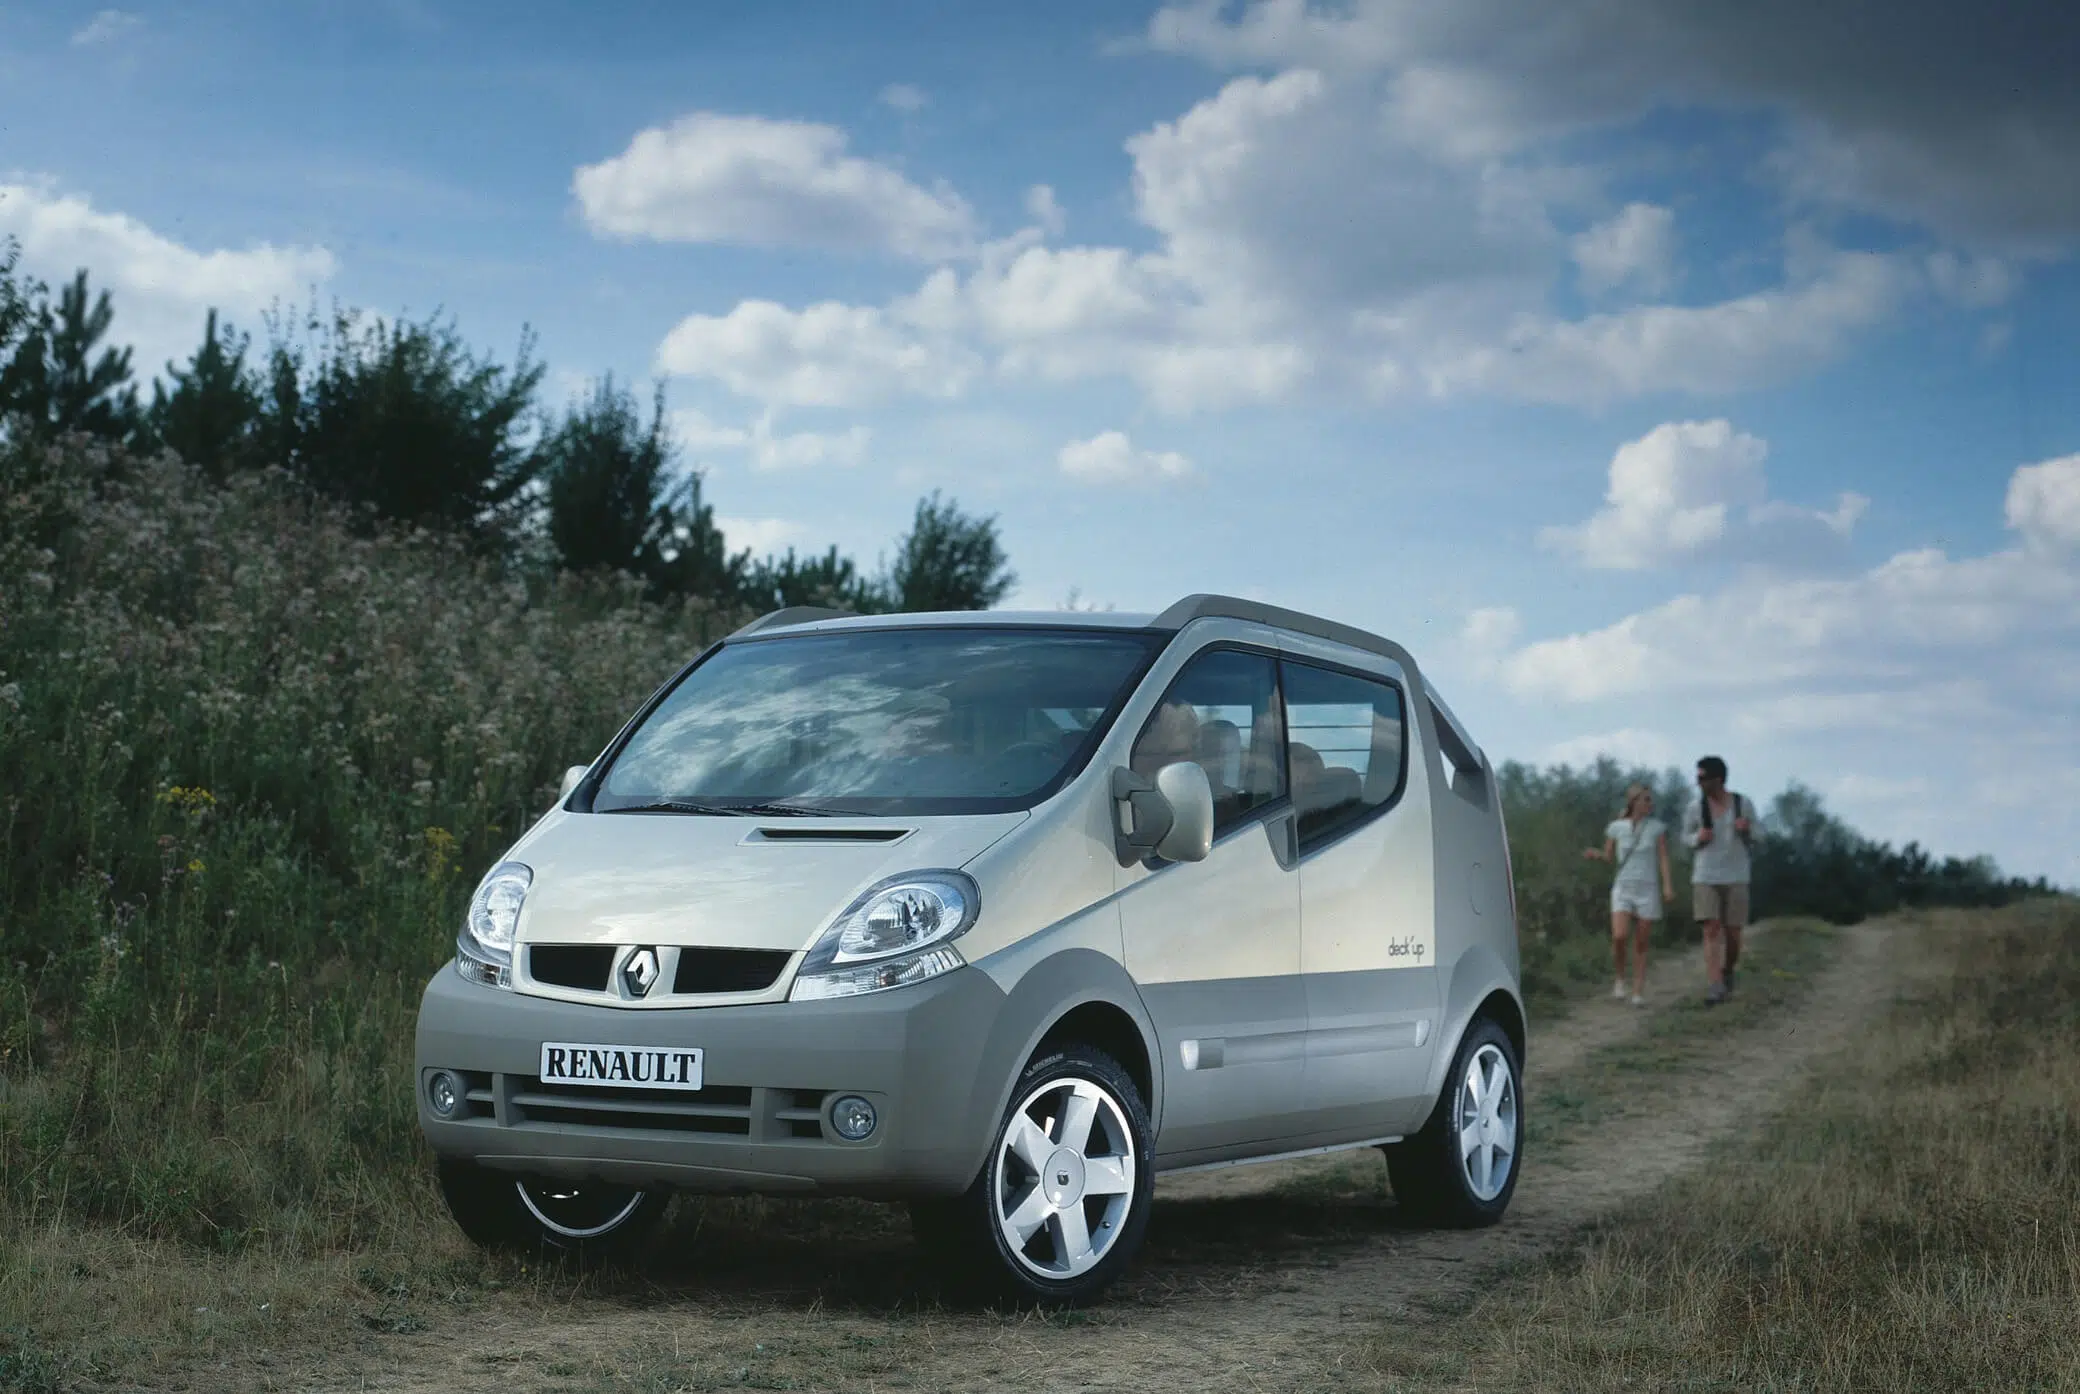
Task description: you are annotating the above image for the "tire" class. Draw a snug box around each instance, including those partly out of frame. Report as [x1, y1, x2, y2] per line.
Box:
[437, 1157, 669, 1265]
[1382, 1016, 1522, 1228]
[908, 1044, 1155, 1308]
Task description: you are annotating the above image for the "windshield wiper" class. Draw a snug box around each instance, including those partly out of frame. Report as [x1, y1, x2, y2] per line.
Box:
[602, 799, 826, 817]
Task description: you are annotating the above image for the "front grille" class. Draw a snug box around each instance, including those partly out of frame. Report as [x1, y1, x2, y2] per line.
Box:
[528, 945, 614, 991]
[675, 947, 790, 995]
[433, 1074, 840, 1143]
[509, 1075, 756, 1136]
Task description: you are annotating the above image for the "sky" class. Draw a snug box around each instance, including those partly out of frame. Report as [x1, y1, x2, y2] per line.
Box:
[3, 0, 2077, 884]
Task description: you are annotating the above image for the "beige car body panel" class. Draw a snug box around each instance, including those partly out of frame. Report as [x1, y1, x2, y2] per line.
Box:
[413, 596, 1524, 1200]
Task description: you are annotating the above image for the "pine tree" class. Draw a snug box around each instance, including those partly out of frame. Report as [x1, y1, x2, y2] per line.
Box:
[2, 269, 142, 441]
[264, 304, 545, 545]
[0, 240, 40, 427]
[147, 309, 264, 481]
[541, 375, 750, 601]
[883, 490, 1016, 611]
[742, 544, 890, 614]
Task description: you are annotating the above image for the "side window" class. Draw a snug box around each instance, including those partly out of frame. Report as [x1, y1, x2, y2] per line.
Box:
[1129, 648, 1286, 834]
[1281, 660, 1406, 851]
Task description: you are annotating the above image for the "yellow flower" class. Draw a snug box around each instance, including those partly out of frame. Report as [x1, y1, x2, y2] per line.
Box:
[187, 859, 206, 874]
[159, 786, 218, 815]
[424, 826, 459, 881]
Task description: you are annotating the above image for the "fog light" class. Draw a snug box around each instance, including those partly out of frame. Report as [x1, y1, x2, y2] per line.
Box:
[427, 1070, 462, 1119]
[830, 1094, 877, 1141]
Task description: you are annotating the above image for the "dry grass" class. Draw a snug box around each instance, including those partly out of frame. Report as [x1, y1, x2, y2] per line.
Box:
[1362, 898, 2080, 1393]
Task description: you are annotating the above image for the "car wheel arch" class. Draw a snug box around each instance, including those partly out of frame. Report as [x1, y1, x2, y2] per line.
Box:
[964, 948, 1164, 1175]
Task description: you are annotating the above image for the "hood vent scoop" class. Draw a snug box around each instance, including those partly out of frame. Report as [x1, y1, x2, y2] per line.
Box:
[746, 826, 911, 844]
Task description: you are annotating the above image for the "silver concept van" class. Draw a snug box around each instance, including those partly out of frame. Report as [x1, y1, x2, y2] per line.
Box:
[414, 595, 1526, 1305]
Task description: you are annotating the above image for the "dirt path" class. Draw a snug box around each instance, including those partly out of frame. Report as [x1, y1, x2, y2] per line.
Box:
[312, 922, 1890, 1394]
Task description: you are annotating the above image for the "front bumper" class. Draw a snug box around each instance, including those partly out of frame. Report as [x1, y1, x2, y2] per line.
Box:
[413, 959, 1008, 1198]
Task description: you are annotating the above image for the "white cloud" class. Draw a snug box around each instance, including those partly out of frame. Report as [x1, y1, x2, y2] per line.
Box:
[0, 179, 336, 385]
[1503, 457, 2080, 706]
[1137, 0, 2080, 251]
[573, 113, 976, 262]
[1541, 727, 1679, 770]
[879, 83, 929, 114]
[655, 298, 978, 407]
[650, 68, 1939, 416]
[1057, 430, 1194, 485]
[748, 419, 869, 471]
[71, 9, 142, 45]
[2005, 454, 2080, 551]
[1572, 203, 1675, 297]
[670, 407, 751, 452]
[1405, 244, 1915, 406]
[1539, 419, 1867, 571]
[667, 406, 869, 471]
[1024, 184, 1066, 238]
[714, 516, 805, 557]
[1460, 605, 1523, 654]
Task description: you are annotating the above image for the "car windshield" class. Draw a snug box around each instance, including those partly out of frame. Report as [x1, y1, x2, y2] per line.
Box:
[590, 626, 1164, 816]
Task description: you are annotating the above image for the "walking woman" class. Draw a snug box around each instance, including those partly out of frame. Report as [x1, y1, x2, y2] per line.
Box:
[1582, 783, 1675, 1005]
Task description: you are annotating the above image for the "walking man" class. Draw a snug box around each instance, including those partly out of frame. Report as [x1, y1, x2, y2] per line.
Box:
[1682, 755, 1754, 1006]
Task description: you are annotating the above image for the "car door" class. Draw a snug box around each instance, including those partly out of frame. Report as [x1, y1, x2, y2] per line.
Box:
[1281, 650, 1443, 1138]
[1116, 643, 1310, 1163]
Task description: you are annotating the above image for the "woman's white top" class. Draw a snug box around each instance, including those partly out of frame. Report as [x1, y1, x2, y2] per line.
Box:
[1605, 816, 1665, 890]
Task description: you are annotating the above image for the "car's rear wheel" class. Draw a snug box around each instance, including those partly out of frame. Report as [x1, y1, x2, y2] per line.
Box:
[437, 1157, 669, 1263]
[909, 1044, 1154, 1308]
[1382, 1016, 1521, 1227]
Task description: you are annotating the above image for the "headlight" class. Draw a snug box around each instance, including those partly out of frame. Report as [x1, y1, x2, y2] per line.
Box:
[457, 861, 530, 987]
[790, 870, 979, 1001]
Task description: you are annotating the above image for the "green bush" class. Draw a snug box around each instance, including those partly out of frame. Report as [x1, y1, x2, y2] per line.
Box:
[0, 435, 744, 1250]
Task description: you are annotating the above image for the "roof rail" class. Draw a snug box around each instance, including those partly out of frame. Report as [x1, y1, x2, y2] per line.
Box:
[1150, 593, 1413, 668]
[727, 606, 857, 639]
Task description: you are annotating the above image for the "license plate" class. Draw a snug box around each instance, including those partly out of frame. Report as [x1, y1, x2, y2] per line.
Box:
[539, 1042, 703, 1091]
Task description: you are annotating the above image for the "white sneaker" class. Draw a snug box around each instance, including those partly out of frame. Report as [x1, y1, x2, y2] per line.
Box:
[1630, 992, 1644, 1007]
[1612, 980, 1627, 999]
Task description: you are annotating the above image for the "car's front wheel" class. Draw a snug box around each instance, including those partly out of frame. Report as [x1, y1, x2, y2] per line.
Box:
[911, 1044, 1154, 1307]
[1382, 1015, 1522, 1227]
[437, 1157, 669, 1263]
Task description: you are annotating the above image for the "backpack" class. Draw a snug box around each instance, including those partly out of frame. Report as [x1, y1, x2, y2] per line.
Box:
[1700, 791, 1752, 848]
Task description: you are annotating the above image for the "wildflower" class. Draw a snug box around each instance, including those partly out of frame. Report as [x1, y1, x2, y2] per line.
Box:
[424, 825, 459, 880]
[158, 786, 218, 816]
[188, 859, 206, 874]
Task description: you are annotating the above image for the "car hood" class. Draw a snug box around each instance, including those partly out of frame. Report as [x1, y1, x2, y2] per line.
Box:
[506, 809, 1029, 953]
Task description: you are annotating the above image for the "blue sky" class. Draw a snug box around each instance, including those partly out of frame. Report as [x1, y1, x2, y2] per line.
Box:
[5, 1, 2078, 884]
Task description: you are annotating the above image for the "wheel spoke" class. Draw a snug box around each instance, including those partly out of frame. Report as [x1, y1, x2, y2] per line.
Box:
[1475, 1140, 1493, 1193]
[1003, 1185, 1052, 1246]
[1049, 1203, 1092, 1267]
[1459, 1119, 1482, 1160]
[1055, 1088, 1099, 1154]
[1084, 1156, 1132, 1196]
[1008, 1114, 1052, 1174]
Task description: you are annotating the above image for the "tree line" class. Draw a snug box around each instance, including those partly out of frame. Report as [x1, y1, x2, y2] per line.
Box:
[1498, 756, 2057, 935]
[0, 241, 1014, 614]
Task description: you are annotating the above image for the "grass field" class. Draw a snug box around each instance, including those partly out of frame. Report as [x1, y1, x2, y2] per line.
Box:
[1360, 898, 2080, 1393]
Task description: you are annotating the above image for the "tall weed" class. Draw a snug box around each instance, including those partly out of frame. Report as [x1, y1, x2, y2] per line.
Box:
[0, 437, 744, 1250]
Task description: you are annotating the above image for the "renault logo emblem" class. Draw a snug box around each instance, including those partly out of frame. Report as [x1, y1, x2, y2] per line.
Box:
[621, 947, 661, 998]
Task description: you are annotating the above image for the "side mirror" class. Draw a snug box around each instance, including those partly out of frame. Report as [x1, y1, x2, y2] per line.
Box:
[559, 764, 589, 801]
[1110, 762, 1214, 866]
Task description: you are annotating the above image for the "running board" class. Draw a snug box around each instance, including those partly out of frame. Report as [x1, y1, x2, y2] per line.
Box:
[1155, 1135, 1403, 1177]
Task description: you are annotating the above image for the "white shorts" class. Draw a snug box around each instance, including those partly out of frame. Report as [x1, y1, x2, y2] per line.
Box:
[1611, 883, 1662, 920]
